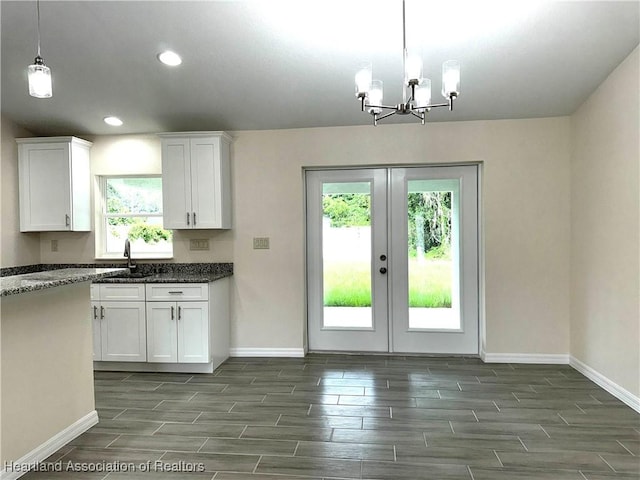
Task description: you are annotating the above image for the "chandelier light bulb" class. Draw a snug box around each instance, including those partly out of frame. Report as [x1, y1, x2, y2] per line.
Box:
[442, 60, 461, 98]
[405, 53, 423, 84]
[368, 80, 383, 114]
[415, 78, 431, 110]
[355, 63, 372, 97]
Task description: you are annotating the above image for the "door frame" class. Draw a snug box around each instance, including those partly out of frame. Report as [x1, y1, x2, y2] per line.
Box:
[303, 162, 484, 356]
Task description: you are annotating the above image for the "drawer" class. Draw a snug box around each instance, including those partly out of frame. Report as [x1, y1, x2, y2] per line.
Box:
[99, 284, 145, 301]
[145, 283, 208, 301]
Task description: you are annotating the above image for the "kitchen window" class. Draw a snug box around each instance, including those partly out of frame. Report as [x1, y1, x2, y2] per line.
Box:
[97, 176, 173, 258]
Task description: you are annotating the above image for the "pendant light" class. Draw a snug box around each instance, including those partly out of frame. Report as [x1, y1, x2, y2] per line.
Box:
[28, 0, 52, 98]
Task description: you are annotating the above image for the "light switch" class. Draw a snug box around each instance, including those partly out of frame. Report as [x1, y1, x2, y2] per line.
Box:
[253, 237, 270, 249]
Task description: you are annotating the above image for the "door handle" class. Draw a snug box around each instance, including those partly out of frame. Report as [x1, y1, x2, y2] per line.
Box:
[171, 306, 175, 320]
[379, 267, 387, 274]
[100, 306, 105, 319]
[65, 214, 70, 227]
[178, 306, 182, 320]
[186, 212, 190, 225]
[193, 212, 196, 226]
[93, 306, 98, 320]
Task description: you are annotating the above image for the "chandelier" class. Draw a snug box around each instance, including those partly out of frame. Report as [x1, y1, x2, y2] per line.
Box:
[355, 0, 460, 126]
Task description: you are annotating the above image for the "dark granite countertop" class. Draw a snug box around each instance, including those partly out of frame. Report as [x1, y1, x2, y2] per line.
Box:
[94, 271, 231, 284]
[0, 263, 233, 293]
[92, 262, 233, 284]
[1, 267, 127, 297]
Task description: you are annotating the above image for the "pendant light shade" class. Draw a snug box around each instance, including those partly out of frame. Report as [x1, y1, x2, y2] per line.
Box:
[28, 0, 52, 99]
[28, 55, 52, 98]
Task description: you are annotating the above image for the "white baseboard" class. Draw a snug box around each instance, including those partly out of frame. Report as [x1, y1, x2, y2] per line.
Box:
[570, 356, 640, 413]
[94, 361, 215, 374]
[229, 348, 306, 358]
[1, 410, 98, 480]
[481, 351, 570, 364]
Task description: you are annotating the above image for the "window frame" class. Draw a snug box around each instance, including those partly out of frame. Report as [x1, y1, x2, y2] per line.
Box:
[95, 175, 173, 260]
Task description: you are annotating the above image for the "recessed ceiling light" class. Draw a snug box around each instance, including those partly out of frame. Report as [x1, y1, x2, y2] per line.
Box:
[104, 116, 123, 127]
[157, 50, 182, 66]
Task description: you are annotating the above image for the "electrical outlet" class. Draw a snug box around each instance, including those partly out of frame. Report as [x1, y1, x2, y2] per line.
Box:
[50, 239, 58, 252]
[253, 237, 270, 249]
[189, 239, 210, 251]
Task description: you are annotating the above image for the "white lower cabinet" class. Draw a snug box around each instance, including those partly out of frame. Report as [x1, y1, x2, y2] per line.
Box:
[146, 284, 210, 364]
[91, 284, 146, 362]
[146, 301, 209, 363]
[92, 279, 229, 372]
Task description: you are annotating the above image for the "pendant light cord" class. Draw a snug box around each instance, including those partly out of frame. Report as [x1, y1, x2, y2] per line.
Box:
[36, 0, 42, 57]
[401, 0, 407, 104]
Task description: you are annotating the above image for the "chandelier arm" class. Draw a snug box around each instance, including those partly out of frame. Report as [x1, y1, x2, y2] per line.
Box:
[423, 102, 450, 109]
[409, 111, 424, 120]
[367, 104, 398, 111]
[373, 110, 398, 122]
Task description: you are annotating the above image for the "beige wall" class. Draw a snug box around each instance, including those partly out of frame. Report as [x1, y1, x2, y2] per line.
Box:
[0, 116, 40, 268]
[1, 283, 95, 463]
[23, 119, 572, 355]
[231, 119, 571, 354]
[570, 47, 640, 396]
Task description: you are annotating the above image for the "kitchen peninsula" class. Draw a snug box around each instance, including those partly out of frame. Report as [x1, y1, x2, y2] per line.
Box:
[0, 267, 125, 473]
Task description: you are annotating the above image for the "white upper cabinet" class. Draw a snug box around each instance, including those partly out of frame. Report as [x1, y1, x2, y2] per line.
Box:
[17, 136, 92, 232]
[159, 132, 232, 229]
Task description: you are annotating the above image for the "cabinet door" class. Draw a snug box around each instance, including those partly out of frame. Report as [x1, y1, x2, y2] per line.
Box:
[177, 301, 209, 363]
[190, 137, 230, 228]
[19, 142, 71, 231]
[100, 301, 147, 362]
[161, 138, 192, 229]
[91, 301, 101, 361]
[146, 302, 178, 363]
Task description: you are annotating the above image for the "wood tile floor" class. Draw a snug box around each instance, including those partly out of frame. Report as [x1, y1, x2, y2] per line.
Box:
[23, 354, 640, 479]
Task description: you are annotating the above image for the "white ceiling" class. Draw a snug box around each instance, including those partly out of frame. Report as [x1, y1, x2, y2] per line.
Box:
[1, 1, 638, 136]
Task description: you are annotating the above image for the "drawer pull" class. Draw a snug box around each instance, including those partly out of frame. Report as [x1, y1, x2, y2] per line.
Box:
[168, 291, 183, 294]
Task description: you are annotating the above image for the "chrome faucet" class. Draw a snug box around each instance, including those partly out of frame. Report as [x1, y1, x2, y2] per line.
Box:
[123, 238, 136, 270]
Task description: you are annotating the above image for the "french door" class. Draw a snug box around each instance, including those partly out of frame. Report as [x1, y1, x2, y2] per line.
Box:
[306, 165, 479, 354]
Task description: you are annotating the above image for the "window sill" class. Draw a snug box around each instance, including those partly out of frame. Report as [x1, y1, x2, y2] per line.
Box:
[95, 254, 174, 261]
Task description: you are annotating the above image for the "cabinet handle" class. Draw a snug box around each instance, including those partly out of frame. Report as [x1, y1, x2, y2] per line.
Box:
[178, 306, 182, 320]
[193, 212, 196, 226]
[168, 291, 183, 294]
[171, 306, 175, 320]
[186, 212, 190, 225]
[100, 306, 105, 319]
[93, 306, 98, 320]
[65, 214, 70, 227]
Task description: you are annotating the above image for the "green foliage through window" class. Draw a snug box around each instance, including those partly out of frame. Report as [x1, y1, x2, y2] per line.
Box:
[103, 176, 172, 254]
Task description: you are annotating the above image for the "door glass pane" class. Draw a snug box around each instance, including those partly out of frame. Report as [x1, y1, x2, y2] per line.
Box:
[407, 179, 460, 330]
[322, 182, 372, 328]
